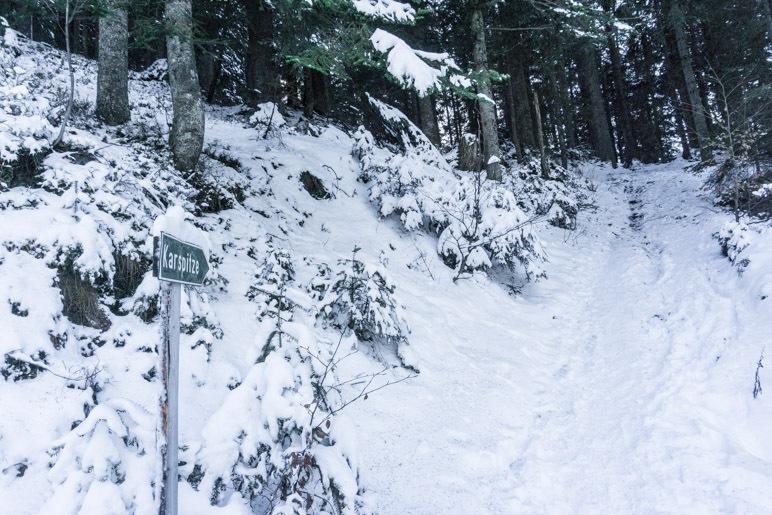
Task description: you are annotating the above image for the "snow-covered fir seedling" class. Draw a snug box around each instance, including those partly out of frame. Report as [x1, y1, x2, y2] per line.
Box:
[434, 170, 547, 281]
[309, 246, 412, 367]
[192, 244, 374, 514]
[504, 153, 583, 231]
[41, 399, 157, 515]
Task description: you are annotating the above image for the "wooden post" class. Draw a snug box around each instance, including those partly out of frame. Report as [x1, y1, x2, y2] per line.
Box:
[159, 280, 181, 515]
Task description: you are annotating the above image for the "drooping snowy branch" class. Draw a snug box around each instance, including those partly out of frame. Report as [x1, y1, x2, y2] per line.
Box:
[370, 29, 461, 96]
[352, 0, 416, 23]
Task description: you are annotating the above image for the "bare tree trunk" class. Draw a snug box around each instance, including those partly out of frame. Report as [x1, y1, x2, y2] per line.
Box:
[670, 0, 711, 161]
[53, 0, 74, 148]
[762, 0, 772, 46]
[96, 0, 130, 125]
[458, 133, 482, 172]
[508, 53, 535, 148]
[556, 61, 577, 149]
[166, 0, 205, 171]
[503, 79, 523, 162]
[471, 6, 501, 181]
[577, 43, 616, 165]
[548, 68, 568, 170]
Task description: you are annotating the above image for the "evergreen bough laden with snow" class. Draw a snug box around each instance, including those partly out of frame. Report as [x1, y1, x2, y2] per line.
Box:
[191, 245, 373, 514]
[309, 246, 411, 365]
[352, 98, 550, 281]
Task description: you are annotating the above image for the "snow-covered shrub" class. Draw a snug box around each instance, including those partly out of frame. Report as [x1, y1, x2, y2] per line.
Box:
[706, 157, 772, 220]
[246, 237, 296, 319]
[180, 287, 223, 361]
[505, 158, 581, 230]
[188, 154, 249, 214]
[434, 171, 547, 280]
[716, 221, 753, 271]
[42, 400, 157, 515]
[0, 29, 55, 189]
[309, 247, 410, 357]
[250, 102, 287, 139]
[353, 98, 548, 281]
[194, 270, 372, 513]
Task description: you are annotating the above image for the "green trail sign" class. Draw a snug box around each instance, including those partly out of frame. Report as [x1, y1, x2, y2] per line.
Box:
[155, 232, 209, 286]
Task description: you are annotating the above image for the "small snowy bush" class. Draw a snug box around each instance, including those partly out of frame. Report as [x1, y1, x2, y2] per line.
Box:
[706, 157, 772, 220]
[716, 221, 753, 272]
[435, 171, 547, 280]
[353, 99, 548, 281]
[505, 158, 581, 230]
[42, 400, 157, 515]
[310, 247, 410, 353]
[193, 249, 373, 514]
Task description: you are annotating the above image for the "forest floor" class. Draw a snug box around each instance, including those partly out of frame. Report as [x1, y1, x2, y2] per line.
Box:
[2, 32, 771, 513]
[348, 161, 772, 513]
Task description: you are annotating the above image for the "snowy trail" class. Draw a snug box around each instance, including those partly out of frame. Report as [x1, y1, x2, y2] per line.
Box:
[354, 162, 772, 514]
[511, 165, 771, 513]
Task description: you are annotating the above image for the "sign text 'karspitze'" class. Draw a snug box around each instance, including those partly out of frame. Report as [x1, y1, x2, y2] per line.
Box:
[155, 232, 209, 286]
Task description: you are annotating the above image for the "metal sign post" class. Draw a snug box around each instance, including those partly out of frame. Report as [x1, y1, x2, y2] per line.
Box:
[159, 280, 180, 515]
[153, 232, 208, 515]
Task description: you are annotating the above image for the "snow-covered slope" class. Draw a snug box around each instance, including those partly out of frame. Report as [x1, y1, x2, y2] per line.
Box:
[1, 28, 771, 515]
[348, 161, 772, 513]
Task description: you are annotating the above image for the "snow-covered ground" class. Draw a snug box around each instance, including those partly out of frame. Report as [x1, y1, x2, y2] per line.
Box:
[348, 162, 772, 513]
[1, 29, 771, 514]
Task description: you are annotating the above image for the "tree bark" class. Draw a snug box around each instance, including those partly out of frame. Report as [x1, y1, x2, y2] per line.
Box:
[577, 43, 616, 165]
[96, 0, 130, 125]
[762, 0, 772, 45]
[166, 0, 205, 171]
[556, 61, 577, 149]
[548, 68, 568, 170]
[670, 0, 711, 161]
[417, 93, 441, 147]
[604, 0, 636, 167]
[532, 91, 550, 179]
[458, 133, 481, 172]
[471, 6, 501, 181]
[508, 52, 535, 148]
[243, 0, 280, 106]
[503, 78, 523, 162]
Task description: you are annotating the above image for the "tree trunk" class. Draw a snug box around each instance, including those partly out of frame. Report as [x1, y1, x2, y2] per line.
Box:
[53, 0, 74, 148]
[417, 93, 441, 147]
[165, 0, 205, 171]
[244, 0, 280, 106]
[458, 133, 481, 172]
[312, 69, 331, 115]
[577, 43, 616, 165]
[508, 53, 535, 148]
[556, 61, 577, 149]
[604, 0, 637, 167]
[471, 6, 501, 181]
[96, 0, 129, 125]
[670, 0, 711, 161]
[532, 91, 550, 179]
[762, 0, 772, 45]
[548, 68, 568, 170]
[503, 79, 523, 162]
